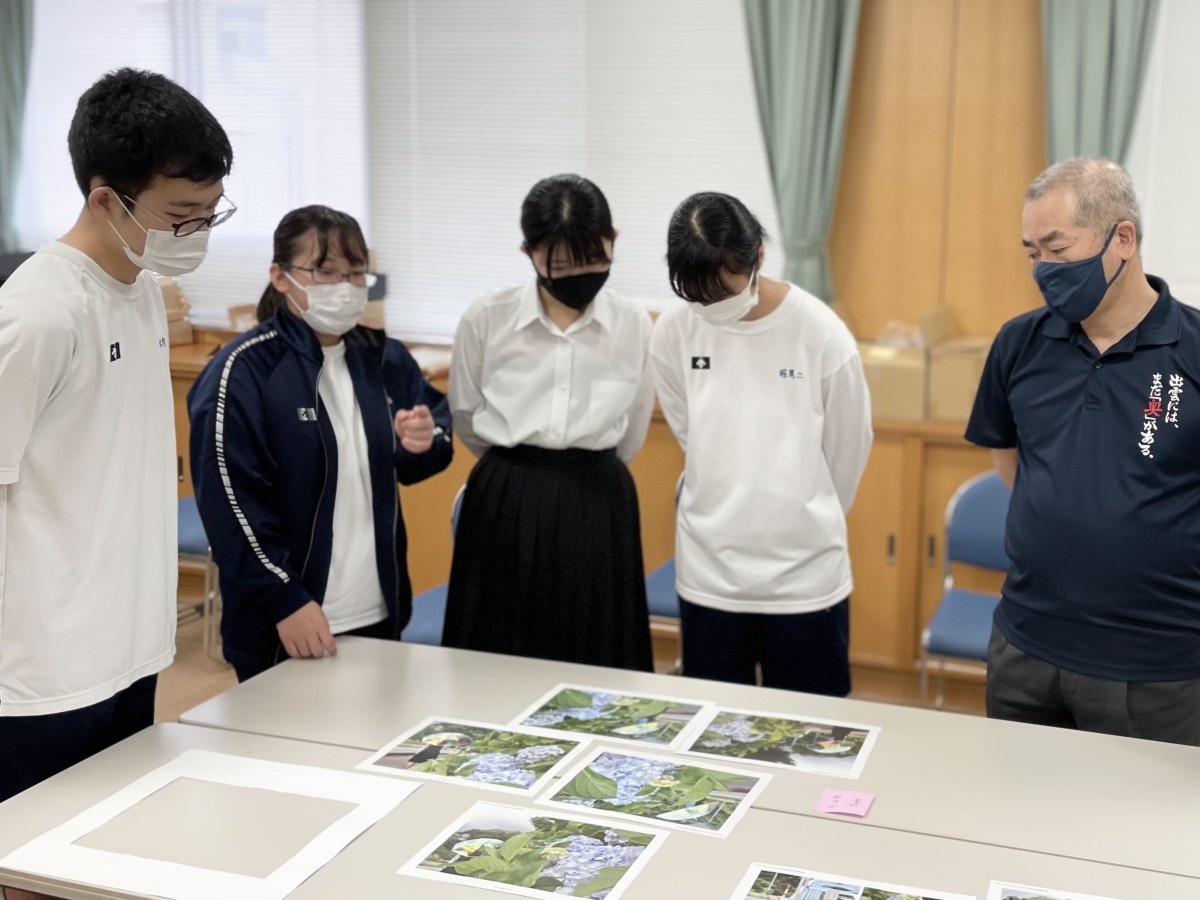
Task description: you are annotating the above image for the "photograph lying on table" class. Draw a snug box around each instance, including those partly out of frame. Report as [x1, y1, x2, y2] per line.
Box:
[0, 750, 418, 900]
[357, 717, 586, 795]
[987, 883, 1126, 900]
[536, 746, 770, 839]
[399, 801, 666, 900]
[512, 683, 712, 750]
[731, 862, 974, 900]
[682, 707, 880, 779]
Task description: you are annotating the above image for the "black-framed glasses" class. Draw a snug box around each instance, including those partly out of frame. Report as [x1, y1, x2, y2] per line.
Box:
[124, 194, 238, 236]
[280, 263, 378, 289]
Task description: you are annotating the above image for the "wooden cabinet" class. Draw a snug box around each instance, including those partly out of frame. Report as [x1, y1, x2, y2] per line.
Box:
[169, 340, 223, 498]
[845, 435, 910, 668]
[171, 339, 996, 704]
[170, 352, 686, 597]
[846, 420, 995, 709]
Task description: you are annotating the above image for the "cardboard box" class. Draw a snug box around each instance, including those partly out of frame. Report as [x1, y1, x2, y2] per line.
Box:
[156, 276, 187, 311]
[360, 299, 386, 330]
[921, 308, 991, 422]
[928, 336, 991, 421]
[167, 318, 194, 346]
[858, 342, 927, 421]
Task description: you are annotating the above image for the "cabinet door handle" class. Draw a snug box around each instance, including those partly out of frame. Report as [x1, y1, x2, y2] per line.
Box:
[927, 535, 937, 566]
[886, 534, 896, 566]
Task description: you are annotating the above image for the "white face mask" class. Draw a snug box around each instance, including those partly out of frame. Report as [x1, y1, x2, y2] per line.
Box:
[690, 271, 759, 325]
[108, 196, 210, 276]
[285, 273, 368, 336]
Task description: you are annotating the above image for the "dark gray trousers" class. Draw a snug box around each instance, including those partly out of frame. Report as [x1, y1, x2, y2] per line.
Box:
[986, 624, 1200, 746]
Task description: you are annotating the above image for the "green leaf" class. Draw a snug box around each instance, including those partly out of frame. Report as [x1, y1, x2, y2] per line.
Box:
[548, 689, 596, 709]
[678, 775, 718, 806]
[623, 831, 655, 846]
[572, 865, 630, 897]
[500, 831, 535, 862]
[559, 768, 619, 800]
[455, 856, 511, 876]
[626, 700, 669, 718]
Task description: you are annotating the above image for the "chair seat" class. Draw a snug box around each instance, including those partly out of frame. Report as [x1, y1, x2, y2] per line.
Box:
[178, 495, 209, 556]
[645, 560, 679, 619]
[923, 588, 1000, 660]
[403, 584, 447, 645]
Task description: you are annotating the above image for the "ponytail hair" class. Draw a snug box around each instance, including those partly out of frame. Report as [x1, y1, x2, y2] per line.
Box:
[256, 205, 369, 322]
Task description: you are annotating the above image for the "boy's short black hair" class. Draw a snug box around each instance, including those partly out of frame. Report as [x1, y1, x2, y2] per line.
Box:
[68, 68, 233, 200]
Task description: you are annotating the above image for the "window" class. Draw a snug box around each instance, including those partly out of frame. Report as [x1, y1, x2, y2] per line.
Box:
[18, 0, 778, 340]
[16, 0, 368, 317]
[366, 0, 782, 343]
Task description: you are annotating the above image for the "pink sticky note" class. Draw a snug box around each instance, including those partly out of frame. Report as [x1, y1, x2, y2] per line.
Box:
[816, 788, 875, 818]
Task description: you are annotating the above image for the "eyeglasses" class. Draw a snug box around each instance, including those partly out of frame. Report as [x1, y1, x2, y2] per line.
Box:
[281, 263, 377, 288]
[123, 194, 238, 236]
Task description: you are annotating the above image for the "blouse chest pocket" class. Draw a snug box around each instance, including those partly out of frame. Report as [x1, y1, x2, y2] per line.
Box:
[585, 378, 639, 435]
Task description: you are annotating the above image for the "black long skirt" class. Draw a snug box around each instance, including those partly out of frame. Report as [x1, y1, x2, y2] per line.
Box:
[443, 444, 653, 671]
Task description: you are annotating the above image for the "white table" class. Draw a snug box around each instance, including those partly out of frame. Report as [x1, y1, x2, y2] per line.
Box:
[2, 724, 1197, 899]
[181, 638, 1200, 879]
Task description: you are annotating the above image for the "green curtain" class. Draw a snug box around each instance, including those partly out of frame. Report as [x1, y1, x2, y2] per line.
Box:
[0, 0, 34, 252]
[743, 0, 860, 302]
[1042, 0, 1160, 164]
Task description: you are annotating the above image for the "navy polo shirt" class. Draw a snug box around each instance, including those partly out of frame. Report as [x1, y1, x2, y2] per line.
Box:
[966, 276, 1200, 681]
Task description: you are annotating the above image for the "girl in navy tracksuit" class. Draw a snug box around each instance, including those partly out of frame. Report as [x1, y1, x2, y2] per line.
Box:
[188, 206, 452, 681]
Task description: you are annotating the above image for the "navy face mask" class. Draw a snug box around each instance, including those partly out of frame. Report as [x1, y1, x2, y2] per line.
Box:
[535, 264, 610, 312]
[1033, 224, 1126, 323]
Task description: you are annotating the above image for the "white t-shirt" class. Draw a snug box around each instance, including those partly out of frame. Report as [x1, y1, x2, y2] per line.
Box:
[449, 281, 655, 464]
[317, 341, 388, 633]
[649, 285, 873, 614]
[0, 242, 176, 716]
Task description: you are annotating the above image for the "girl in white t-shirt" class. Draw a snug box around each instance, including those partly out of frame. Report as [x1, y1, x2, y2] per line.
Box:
[445, 175, 655, 671]
[650, 192, 872, 695]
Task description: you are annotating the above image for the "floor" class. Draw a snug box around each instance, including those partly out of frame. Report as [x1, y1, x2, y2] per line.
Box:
[155, 616, 236, 724]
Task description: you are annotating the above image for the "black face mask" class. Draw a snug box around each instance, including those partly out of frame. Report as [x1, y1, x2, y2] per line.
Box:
[537, 268, 610, 311]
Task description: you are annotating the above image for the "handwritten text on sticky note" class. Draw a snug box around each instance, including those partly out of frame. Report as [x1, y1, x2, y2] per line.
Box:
[815, 788, 875, 818]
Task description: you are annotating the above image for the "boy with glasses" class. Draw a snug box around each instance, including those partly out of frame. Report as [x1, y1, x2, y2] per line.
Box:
[0, 68, 233, 822]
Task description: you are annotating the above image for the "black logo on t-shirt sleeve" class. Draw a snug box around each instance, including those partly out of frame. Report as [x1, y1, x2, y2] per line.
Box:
[691, 356, 711, 370]
[109, 342, 121, 362]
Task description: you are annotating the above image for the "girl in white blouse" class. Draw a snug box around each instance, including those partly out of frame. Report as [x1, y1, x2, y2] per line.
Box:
[446, 174, 655, 670]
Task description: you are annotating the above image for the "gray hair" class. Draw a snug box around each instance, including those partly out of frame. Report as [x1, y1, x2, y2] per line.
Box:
[1026, 157, 1143, 246]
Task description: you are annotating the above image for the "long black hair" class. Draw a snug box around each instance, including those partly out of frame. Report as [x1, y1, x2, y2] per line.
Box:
[666, 192, 766, 305]
[520, 174, 615, 276]
[257, 205, 369, 323]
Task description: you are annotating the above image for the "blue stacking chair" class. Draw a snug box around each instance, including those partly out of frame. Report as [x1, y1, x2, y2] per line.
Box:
[920, 470, 1012, 708]
[645, 557, 682, 674]
[644, 473, 685, 671]
[178, 495, 223, 661]
[645, 559, 680, 619]
[401, 485, 465, 645]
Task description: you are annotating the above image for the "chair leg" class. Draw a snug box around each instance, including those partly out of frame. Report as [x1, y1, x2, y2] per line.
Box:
[202, 554, 223, 663]
[934, 661, 946, 710]
[919, 656, 929, 706]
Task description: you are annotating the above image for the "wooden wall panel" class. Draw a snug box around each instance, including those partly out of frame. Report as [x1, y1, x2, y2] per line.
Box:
[829, 0, 956, 340]
[830, 0, 1046, 341]
[942, 0, 1046, 336]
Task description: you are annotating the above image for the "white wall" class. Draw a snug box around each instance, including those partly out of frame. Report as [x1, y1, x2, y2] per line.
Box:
[1126, 0, 1200, 306]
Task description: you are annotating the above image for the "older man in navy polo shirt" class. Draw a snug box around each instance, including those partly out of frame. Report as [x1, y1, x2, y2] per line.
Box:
[967, 157, 1200, 746]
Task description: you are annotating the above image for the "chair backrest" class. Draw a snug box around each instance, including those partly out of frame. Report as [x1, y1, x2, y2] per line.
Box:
[944, 470, 1011, 572]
